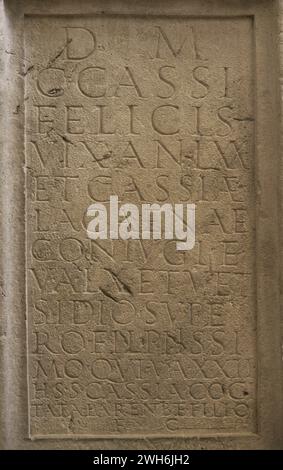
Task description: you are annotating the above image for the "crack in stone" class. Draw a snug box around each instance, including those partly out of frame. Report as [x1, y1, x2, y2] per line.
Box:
[46, 38, 72, 68]
[99, 287, 119, 303]
[107, 268, 133, 295]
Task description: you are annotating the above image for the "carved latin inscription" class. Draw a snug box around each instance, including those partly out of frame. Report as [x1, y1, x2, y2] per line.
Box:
[25, 16, 256, 436]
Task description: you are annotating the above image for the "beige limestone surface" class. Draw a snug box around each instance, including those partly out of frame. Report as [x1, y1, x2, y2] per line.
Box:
[0, 0, 283, 449]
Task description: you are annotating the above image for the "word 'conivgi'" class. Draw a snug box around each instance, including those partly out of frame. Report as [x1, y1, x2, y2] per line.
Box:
[86, 196, 195, 251]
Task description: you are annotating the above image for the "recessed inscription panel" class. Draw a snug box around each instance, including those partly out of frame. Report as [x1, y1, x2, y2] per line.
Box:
[25, 16, 256, 437]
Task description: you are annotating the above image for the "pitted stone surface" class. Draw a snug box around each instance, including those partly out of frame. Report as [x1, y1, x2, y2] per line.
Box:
[25, 15, 256, 437]
[0, 0, 282, 450]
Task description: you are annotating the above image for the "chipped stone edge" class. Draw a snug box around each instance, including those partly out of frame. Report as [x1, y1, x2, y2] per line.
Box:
[0, 0, 283, 450]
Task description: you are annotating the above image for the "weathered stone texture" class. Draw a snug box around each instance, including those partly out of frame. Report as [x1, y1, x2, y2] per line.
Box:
[0, 0, 283, 449]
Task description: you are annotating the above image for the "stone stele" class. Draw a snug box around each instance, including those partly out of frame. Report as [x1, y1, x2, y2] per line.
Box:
[0, 0, 283, 450]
